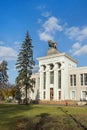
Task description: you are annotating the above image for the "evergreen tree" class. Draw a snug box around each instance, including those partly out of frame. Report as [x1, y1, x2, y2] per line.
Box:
[16, 32, 35, 104]
[0, 60, 8, 88]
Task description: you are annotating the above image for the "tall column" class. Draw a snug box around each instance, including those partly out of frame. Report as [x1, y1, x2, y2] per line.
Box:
[54, 63, 58, 101]
[61, 68, 65, 100]
[39, 66, 44, 100]
[46, 65, 50, 100]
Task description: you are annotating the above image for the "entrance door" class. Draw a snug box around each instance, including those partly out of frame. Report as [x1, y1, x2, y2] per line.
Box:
[50, 88, 53, 100]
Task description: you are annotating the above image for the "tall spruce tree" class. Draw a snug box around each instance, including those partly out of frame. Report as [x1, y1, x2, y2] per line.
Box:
[0, 60, 8, 88]
[16, 32, 35, 104]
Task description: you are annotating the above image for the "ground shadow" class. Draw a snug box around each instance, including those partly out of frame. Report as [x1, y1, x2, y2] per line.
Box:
[58, 107, 87, 130]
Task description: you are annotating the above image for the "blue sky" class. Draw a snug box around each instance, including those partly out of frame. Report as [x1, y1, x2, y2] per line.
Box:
[0, 0, 87, 84]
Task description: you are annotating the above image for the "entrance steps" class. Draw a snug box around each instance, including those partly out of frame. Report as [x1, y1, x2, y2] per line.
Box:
[39, 100, 78, 106]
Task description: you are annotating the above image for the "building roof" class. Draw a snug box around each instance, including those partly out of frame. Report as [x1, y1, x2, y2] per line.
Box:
[37, 52, 77, 64]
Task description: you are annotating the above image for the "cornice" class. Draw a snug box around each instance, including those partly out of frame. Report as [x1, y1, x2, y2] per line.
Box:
[37, 52, 77, 63]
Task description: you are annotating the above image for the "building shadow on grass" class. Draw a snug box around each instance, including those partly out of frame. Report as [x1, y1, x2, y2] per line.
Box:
[15, 113, 50, 130]
[36, 113, 50, 130]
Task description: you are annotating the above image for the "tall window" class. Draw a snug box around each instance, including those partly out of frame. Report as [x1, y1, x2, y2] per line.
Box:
[58, 70, 61, 89]
[74, 75, 76, 86]
[50, 71, 54, 84]
[70, 75, 73, 86]
[80, 73, 87, 86]
[81, 74, 83, 85]
[58, 91, 61, 100]
[70, 75, 76, 86]
[81, 91, 86, 100]
[43, 72, 46, 89]
[43, 91, 46, 99]
[84, 74, 87, 85]
[72, 91, 76, 99]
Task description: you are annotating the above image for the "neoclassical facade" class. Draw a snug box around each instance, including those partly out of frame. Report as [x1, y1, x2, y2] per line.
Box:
[38, 47, 77, 101]
[31, 42, 87, 101]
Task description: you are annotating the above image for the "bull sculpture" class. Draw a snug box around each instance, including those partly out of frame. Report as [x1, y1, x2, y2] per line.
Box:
[48, 40, 57, 49]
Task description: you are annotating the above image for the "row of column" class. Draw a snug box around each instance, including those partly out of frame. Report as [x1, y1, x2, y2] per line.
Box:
[39, 63, 65, 101]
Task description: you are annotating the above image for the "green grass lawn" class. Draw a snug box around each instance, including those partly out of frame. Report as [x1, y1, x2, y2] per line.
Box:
[0, 104, 87, 130]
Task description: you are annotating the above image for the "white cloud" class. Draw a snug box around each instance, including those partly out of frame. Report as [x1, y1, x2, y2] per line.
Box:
[0, 46, 18, 60]
[73, 45, 87, 56]
[77, 27, 87, 41]
[69, 42, 87, 56]
[69, 42, 80, 53]
[39, 31, 53, 41]
[38, 16, 87, 56]
[39, 16, 63, 41]
[66, 26, 87, 56]
[0, 41, 4, 45]
[72, 42, 81, 50]
[43, 17, 63, 32]
[65, 27, 80, 40]
[65, 26, 87, 42]
[41, 12, 50, 17]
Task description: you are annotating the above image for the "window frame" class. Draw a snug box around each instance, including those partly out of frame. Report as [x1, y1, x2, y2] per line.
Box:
[50, 71, 54, 84]
[71, 90, 76, 100]
[70, 74, 76, 86]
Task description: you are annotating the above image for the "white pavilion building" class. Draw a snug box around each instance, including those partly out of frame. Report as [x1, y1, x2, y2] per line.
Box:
[30, 41, 87, 102]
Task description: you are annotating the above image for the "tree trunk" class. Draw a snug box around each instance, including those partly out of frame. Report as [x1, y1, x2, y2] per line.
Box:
[25, 85, 28, 105]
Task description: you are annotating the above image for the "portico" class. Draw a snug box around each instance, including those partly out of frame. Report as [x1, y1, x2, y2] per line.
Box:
[39, 62, 62, 101]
